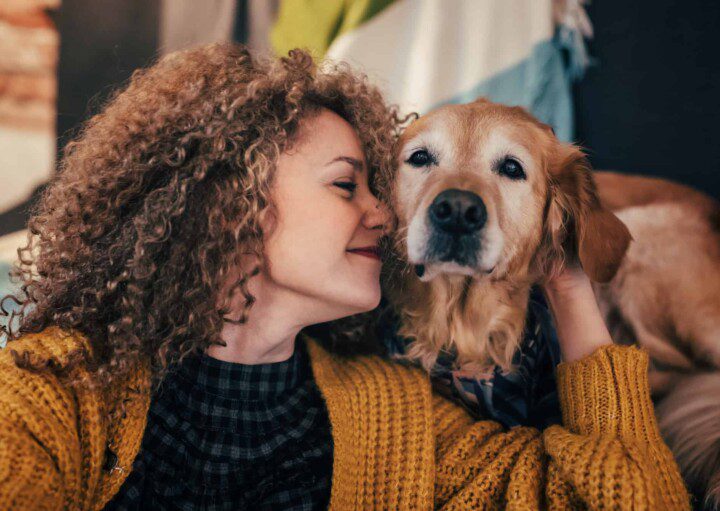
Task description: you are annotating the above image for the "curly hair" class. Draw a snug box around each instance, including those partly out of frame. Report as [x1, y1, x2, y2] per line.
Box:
[1, 42, 408, 393]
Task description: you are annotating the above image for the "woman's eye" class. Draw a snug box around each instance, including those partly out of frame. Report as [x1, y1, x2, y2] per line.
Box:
[334, 182, 358, 194]
[406, 149, 433, 167]
[497, 158, 526, 180]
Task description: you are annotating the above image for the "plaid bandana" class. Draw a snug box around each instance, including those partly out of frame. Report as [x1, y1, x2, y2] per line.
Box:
[377, 285, 562, 430]
[104, 337, 333, 511]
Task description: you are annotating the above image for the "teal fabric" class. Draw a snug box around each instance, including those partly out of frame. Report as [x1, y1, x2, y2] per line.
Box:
[0, 261, 16, 347]
[431, 38, 574, 142]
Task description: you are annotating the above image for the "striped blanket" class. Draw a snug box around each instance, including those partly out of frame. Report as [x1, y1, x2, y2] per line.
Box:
[271, 0, 592, 142]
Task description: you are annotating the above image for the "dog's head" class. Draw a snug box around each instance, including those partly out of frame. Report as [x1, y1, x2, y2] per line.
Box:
[388, 98, 631, 286]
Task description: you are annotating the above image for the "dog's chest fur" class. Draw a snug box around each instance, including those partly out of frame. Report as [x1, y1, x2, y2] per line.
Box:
[377, 282, 562, 429]
[385, 268, 534, 376]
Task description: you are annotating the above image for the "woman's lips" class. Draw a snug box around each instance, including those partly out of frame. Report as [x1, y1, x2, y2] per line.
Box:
[347, 247, 382, 260]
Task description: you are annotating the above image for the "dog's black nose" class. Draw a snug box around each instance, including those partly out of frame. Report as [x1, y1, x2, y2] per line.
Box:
[429, 189, 487, 234]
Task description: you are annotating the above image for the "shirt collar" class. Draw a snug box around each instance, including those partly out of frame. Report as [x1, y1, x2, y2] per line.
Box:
[177, 337, 309, 400]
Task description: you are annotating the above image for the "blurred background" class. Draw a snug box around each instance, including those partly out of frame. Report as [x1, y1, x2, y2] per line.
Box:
[1, 0, 719, 296]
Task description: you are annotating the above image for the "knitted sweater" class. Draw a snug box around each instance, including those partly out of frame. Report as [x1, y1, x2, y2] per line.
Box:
[0, 327, 691, 510]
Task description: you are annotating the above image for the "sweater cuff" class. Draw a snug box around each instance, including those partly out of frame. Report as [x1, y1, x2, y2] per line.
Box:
[556, 343, 661, 441]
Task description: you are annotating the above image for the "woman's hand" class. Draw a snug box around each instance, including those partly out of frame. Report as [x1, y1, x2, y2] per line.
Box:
[541, 262, 614, 363]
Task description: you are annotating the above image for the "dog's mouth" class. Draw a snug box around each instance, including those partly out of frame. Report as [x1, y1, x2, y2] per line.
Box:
[427, 230, 479, 265]
[412, 258, 496, 284]
[408, 229, 499, 281]
[405, 188, 503, 281]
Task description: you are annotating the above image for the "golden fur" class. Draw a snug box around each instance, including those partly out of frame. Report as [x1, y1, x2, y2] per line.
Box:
[379, 98, 630, 375]
[591, 177, 720, 388]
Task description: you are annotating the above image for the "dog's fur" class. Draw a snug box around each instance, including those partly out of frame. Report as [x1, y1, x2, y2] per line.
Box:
[655, 372, 720, 510]
[382, 98, 720, 509]
[382, 98, 630, 375]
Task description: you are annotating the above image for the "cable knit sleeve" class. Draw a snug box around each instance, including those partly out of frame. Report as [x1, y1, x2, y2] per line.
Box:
[0, 421, 65, 510]
[0, 335, 86, 511]
[432, 344, 692, 510]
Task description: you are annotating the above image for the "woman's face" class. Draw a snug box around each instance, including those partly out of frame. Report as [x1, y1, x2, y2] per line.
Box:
[259, 108, 391, 324]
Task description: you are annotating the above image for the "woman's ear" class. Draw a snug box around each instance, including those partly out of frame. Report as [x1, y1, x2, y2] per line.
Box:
[541, 143, 632, 283]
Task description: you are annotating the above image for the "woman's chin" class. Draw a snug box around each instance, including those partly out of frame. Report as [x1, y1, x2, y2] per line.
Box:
[353, 291, 382, 313]
[335, 288, 382, 315]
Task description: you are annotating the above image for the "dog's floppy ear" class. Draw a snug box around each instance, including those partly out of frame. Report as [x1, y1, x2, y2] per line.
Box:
[540, 143, 632, 283]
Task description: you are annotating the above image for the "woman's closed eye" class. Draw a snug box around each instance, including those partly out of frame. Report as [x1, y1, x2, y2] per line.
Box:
[334, 181, 358, 196]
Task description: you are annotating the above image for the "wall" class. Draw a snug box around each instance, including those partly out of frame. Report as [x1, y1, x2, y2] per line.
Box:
[574, 0, 720, 199]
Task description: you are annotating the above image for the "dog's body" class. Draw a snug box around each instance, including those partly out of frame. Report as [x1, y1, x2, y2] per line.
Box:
[593, 171, 720, 382]
[381, 99, 719, 509]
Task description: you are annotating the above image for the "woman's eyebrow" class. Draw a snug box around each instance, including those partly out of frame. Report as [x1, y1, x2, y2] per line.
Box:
[325, 156, 364, 172]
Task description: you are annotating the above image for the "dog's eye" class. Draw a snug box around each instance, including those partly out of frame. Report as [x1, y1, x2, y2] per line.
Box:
[498, 158, 526, 180]
[406, 149, 433, 167]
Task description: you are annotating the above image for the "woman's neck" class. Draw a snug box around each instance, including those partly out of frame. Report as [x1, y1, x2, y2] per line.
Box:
[209, 273, 332, 364]
[206, 323, 299, 364]
[207, 309, 302, 364]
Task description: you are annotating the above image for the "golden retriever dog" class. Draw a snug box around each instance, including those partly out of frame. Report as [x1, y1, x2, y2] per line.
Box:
[380, 98, 720, 509]
[380, 97, 630, 375]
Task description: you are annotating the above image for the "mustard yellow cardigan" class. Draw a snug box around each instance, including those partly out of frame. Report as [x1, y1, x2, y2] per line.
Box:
[0, 327, 691, 510]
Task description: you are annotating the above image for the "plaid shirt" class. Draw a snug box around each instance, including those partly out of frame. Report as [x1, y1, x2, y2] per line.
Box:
[104, 337, 333, 511]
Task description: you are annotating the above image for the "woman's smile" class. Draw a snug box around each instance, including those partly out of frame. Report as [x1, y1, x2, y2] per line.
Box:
[347, 246, 382, 261]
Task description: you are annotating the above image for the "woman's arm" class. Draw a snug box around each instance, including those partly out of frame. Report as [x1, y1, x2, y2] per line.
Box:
[541, 263, 613, 363]
[432, 344, 692, 510]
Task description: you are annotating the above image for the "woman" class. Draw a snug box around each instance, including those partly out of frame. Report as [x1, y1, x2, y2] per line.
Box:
[0, 43, 690, 510]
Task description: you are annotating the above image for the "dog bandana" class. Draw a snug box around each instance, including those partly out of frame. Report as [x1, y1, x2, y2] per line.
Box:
[376, 286, 563, 430]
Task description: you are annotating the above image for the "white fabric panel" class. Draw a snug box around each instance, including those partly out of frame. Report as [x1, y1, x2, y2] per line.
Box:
[325, 0, 554, 114]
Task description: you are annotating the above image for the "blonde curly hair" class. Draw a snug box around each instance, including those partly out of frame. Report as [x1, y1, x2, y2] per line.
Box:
[2, 42, 408, 391]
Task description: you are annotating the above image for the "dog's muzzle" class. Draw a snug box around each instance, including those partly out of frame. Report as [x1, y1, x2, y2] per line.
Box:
[426, 188, 486, 266]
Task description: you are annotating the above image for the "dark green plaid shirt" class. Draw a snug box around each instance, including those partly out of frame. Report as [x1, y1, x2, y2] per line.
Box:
[104, 337, 333, 510]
